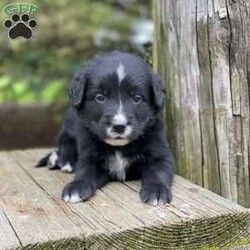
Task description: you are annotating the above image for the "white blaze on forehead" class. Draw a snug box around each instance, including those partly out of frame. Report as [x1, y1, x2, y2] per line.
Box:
[114, 94, 126, 125]
[116, 62, 126, 117]
[117, 91, 124, 115]
[117, 62, 126, 84]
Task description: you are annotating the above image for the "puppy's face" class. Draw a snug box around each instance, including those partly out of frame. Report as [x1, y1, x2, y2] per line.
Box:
[69, 51, 164, 146]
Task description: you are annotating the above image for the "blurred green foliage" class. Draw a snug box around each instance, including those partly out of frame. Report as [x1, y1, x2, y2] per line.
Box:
[0, 0, 151, 104]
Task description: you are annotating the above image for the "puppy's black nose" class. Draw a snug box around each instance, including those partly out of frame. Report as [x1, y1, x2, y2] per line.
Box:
[112, 124, 126, 134]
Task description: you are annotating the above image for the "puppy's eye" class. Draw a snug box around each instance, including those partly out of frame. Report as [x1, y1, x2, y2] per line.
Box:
[132, 95, 142, 104]
[95, 94, 106, 103]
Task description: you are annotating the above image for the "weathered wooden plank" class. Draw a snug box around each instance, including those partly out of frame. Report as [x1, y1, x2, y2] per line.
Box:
[0, 149, 249, 249]
[178, 0, 203, 185]
[13, 150, 147, 234]
[0, 207, 20, 249]
[196, 0, 221, 194]
[208, 0, 236, 203]
[153, 0, 250, 207]
[0, 151, 83, 247]
[154, 0, 202, 186]
[227, 0, 250, 207]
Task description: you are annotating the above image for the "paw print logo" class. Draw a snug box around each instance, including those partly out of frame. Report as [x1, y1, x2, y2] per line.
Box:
[3, 14, 37, 40]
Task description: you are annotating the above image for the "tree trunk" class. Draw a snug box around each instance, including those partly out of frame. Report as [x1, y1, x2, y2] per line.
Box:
[153, 0, 250, 207]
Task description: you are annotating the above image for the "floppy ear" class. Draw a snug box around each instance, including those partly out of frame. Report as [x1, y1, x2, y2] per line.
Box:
[69, 70, 86, 107]
[151, 72, 165, 110]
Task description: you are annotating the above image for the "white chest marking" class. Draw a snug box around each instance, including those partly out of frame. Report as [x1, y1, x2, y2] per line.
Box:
[108, 152, 129, 181]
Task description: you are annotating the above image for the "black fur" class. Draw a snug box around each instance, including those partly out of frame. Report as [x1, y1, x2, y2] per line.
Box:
[37, 51, 175, 206]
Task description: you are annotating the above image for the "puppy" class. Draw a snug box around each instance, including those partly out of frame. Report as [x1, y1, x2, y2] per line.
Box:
[37, 51, 175, 206]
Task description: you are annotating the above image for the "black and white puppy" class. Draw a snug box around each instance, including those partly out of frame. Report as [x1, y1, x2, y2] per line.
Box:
[37, 51, 175, 206]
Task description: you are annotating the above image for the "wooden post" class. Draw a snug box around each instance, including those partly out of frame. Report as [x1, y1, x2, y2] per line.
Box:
[153, 0, 250, 207]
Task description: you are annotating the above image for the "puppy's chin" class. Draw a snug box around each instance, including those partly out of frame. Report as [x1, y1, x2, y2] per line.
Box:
[105, 138, 130, 146]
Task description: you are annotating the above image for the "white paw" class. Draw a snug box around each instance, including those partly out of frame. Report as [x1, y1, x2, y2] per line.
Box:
[48, 151, 58, 168]
[61, 162, 73, 173]
[148, 198, 158, 206]
[63, 193, 83, 203]
[148, 198, 165, 206]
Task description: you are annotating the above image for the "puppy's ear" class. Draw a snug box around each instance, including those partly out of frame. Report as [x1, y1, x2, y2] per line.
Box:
[151, 72, 165, 110]
[69, 71, 86, 107]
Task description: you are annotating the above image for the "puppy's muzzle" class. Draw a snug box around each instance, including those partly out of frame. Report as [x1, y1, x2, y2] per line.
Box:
[110, 113, 130, 136]
[112, 124, 126, 134]
[105, 114, 133, 146]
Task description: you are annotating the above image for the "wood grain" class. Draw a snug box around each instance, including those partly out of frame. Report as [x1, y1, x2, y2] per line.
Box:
[0, 149, 249, 249]
[153, 0, 250, 207]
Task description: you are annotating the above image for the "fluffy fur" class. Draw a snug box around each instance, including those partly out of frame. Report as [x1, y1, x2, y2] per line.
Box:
[37, 51, 175, 206]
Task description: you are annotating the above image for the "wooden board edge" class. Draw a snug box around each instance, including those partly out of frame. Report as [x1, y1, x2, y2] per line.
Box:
[15, 211, 250, 250]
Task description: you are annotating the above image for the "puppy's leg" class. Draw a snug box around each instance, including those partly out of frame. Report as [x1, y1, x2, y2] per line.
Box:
[56, 129, 77, 173]
[36, 150, 57, 168]
[140, 154, 174, 206]
[36, 129, 77, 172]
[62, 162, 110, 203]
[36, 150, 59, 169]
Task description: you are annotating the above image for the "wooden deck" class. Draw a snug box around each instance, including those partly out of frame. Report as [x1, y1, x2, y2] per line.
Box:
[0, 149, 249, 249]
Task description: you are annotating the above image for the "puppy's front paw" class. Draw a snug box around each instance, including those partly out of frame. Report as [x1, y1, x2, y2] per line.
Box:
[62, 181, 95, 203]
[140, 184, 172, 206]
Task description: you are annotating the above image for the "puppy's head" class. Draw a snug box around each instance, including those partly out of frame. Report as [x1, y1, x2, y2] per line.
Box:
[69, 51, 165, 146]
